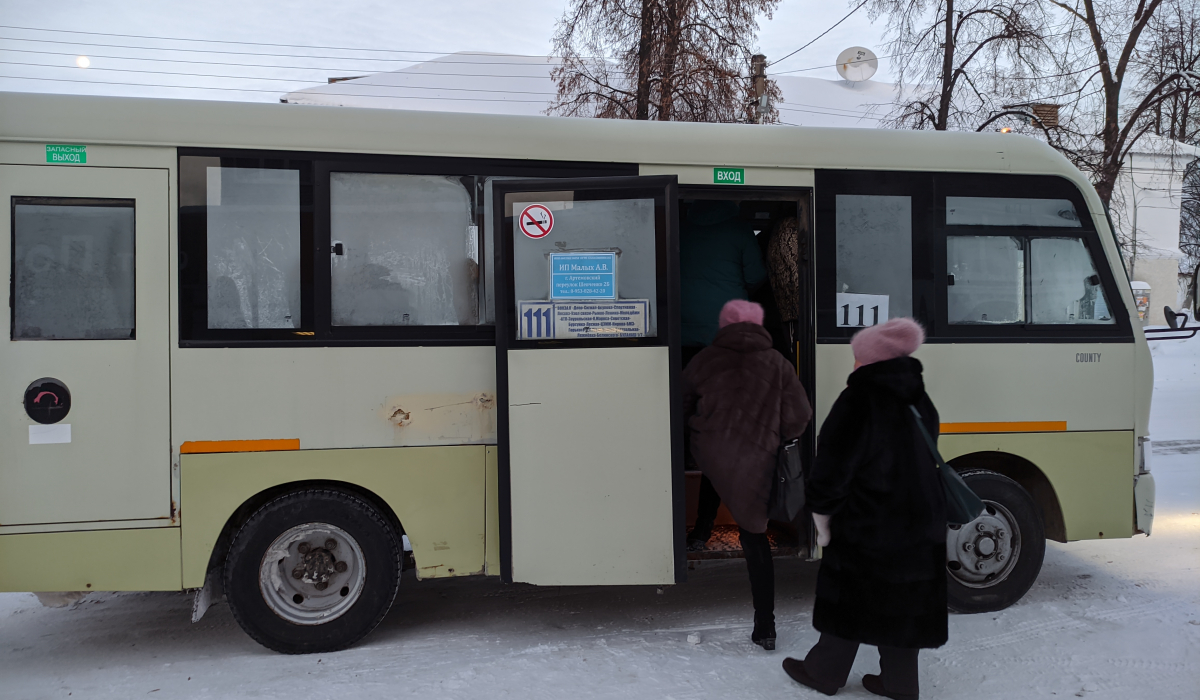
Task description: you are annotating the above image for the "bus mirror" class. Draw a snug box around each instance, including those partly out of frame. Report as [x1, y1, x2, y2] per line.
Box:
[1164, 306, 1185, 330]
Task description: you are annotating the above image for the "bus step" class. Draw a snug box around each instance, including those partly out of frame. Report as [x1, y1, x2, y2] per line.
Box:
[686, 524, 801, 560]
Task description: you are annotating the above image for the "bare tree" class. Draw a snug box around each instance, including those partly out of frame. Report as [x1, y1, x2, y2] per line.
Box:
[865, 0, 1057, 131]
[1046, 0, 1200, 206]
[548, 0, 781, 123]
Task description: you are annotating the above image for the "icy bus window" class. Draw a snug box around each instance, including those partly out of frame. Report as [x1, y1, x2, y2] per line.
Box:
[206, 167, 302, 329]
[330, 173, 477, 326]
[947, 236, 1025, 324]
[835, 194, 912, 323]
[511, 197, 658, 338]
[946, 197, 1082, 228]
[12, 199, 135, 339]
[1030, 237, 1113, 324]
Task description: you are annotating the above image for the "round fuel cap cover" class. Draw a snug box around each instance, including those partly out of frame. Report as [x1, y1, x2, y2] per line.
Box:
[24, 378, 71, 424]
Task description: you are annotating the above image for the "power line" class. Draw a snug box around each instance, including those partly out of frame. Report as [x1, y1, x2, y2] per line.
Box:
[0, 34, 571, 66]
[0, 23, 585, 58]
[0, 61, 560, 96]
[770, 0, 870, 69]
[0, 47, 560, 77]
[0, 74, 553, 103]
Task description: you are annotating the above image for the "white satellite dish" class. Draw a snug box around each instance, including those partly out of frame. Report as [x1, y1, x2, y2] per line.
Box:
[836, 46, 878, 82]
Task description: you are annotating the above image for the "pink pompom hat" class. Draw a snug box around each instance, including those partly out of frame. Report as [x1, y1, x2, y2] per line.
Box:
[850, 318, 925, 366]
[718, 299, 764, 328]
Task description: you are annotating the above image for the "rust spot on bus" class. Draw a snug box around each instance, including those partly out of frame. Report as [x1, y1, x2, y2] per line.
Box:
[382, 392, 497, 445]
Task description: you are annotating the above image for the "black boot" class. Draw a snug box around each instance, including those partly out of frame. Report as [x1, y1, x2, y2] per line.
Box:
[751, 611, 776, 650]
[863, 674, 918, 700]
[782, 657, 839, 696]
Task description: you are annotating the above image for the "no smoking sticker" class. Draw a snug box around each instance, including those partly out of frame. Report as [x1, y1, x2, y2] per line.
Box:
[519, 204, 554, 239]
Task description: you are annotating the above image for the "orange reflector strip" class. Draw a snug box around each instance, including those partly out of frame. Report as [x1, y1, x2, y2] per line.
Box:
[939, 421, 1067, 434]
[180, 439, 300, 454]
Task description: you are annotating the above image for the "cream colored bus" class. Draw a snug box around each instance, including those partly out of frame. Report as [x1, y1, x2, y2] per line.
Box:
[0, 92, 1154, 654]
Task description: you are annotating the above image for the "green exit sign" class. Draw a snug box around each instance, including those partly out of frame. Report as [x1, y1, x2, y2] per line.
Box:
[713, 167, 744, 184]
[46, 145, 86, 164]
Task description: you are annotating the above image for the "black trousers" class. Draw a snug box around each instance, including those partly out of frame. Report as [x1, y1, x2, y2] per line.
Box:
[690, 475, 775, 619]
[803, 632, 919, 696]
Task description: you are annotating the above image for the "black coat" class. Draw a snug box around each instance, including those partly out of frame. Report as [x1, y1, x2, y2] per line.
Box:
[806, 357, 948, 649]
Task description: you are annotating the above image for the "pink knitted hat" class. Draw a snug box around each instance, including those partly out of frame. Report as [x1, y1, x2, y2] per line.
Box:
[850, 318, 925, 366]
[718, 299, 764, 328]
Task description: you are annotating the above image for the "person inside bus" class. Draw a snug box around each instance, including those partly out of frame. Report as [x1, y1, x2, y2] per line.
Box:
[766, 214, 801, 347]
[782, 318, 946, 700]
[682, 299, 812, 651]
[679, 200, 768, 551]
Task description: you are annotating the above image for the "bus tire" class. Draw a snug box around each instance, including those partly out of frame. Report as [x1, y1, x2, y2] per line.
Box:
[945, 470, 1045, 614]
[224, 488, 401, 654]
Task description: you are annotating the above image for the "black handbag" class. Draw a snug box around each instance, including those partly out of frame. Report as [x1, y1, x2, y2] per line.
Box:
[768, 438, 805, 522]
[908, 405, 985, 526]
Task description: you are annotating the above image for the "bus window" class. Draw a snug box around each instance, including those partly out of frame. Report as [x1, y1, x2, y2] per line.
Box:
[330, 173, 477, 326]
[946, 196, 1082, 228]
[835, 194, 913, 324]
[206, 167, 302, 329]
[1030, 237, 1113, 324]
[946, 236, 1025, 324]
[12, 198, 136, 339]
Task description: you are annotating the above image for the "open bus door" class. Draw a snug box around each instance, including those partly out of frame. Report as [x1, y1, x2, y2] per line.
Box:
[492, 176, 684, 585]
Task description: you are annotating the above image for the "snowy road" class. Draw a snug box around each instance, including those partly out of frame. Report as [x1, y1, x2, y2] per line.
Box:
[3, 337, 1198, 699]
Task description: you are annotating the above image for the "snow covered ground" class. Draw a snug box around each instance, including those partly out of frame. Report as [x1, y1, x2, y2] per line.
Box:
[3, 337, 1198, 699]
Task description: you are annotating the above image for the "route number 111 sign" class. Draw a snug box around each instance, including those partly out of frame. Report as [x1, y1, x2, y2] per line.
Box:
[836, 293, 889, 328]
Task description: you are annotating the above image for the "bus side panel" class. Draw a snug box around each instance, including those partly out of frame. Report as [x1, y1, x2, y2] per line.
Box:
[0, 528, 181, 592]
[940, 431, 1134, 541]
[170, 347, 497, 452]
[180, 446, 486, 588]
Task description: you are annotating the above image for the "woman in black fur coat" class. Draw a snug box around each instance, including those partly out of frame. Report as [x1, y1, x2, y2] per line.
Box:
[783, 318, 946, 700]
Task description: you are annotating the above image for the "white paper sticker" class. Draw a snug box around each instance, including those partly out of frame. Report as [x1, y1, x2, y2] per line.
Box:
[836, 293, 889, 328]
[29, 423, 71, 444]
[517, 300, 649, 339]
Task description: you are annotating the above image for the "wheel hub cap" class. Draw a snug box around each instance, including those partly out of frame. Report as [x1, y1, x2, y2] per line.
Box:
[946, 501, 1020, 588]
[260, 523, 367, 625]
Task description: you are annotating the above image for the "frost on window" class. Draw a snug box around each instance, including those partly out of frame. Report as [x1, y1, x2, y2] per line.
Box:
[1030, 237, 1113, 324]
[331, 173, 477, 326]
[206, 167, 301, 329]
[13, 202, 135, 340]
[946, 197, 1081, 228]
[947, 236, 1025, 324]
[835, 194, 913, 318]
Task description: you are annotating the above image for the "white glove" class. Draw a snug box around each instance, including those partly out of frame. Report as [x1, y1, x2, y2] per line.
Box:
[812, 512, 832, 547]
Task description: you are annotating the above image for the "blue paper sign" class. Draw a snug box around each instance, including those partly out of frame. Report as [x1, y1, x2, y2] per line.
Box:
[550, 252, 617, 300]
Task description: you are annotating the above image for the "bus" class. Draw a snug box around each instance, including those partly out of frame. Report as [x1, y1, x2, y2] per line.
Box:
[0, 92, 1155, 654]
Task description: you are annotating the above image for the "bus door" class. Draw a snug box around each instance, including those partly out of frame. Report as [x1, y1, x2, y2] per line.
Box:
[0, 164, 171, 526]
[492, 176, 683, 585]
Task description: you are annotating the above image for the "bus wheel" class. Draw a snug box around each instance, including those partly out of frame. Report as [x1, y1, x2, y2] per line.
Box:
[224, 489, 401, 654]
[945, 470, 1046, 614]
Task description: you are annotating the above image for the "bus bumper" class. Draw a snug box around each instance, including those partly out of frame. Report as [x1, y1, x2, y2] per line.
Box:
[1134, 471, 1156, 536]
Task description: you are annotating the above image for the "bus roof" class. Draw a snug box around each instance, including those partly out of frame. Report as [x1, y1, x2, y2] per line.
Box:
[2, 91, 1083, 180]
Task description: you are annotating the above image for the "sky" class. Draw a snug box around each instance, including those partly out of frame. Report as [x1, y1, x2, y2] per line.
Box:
[0, 0, 891, 104]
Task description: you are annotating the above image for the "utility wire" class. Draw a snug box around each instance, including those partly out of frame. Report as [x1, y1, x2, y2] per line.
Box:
[0, 60, 560, 96]
[0, 34, 571, 65]
[0, 23, 610, 60]
[769, 0, 870, 68]
[0, 47, 560, 77]
[0, 74, 553, 102]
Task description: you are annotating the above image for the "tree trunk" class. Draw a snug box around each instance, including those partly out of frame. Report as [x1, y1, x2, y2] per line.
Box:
[636, 0, 654, 120]
[936, 0, 955, 130]
[658, 0, 683, 121]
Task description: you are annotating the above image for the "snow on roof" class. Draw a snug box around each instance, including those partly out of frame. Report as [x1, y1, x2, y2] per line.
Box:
[281, 52, 894, 129]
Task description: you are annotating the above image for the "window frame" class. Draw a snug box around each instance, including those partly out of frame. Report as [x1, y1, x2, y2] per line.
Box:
[11, 195, 137, 341]
[178, 148, 636, 347]
[931, 173, 1132, 342]
[815, 169, 936, 341]
[815, 169, 1133, 343]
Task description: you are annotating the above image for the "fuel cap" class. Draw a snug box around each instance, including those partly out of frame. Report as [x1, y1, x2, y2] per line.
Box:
[24, 378, 71, 424]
